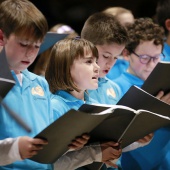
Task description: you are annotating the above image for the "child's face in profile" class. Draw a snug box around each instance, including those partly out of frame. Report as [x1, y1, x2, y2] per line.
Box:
[96, 43, 125, 78]
[70, 51, 100, 91]
[128, 40, 162, 81]
[3, 33, 41, 74]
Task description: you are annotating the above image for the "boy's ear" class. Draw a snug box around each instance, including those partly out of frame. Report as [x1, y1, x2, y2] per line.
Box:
[122, 48, 130, 61]
[165, 19, 170, 31]
[0, 29, 6, 46]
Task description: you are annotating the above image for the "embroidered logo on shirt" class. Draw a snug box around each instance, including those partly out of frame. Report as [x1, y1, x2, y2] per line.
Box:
[107, 88, 116, 98]
[31, 86, 44, 96]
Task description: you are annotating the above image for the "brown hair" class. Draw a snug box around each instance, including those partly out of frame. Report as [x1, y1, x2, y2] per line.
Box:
[0, 0, 48, 42]
[45, 38, 98, 93]
[125, 18, 165, 53]
[33, 24, 79, 75]
[81, 12, 128, 46]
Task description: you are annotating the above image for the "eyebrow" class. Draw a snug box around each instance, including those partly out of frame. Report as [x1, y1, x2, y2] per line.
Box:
[83, 56, 96, 59]
[103, 52, 112, 55]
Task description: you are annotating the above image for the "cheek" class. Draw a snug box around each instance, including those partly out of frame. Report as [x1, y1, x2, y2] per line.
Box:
[97, 58, 105, 68]
[130, 59, 144, 74]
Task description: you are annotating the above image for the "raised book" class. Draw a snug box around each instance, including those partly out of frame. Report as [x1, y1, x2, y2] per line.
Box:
[141, 61, 170, 95]
[30, 86, 170, 164]
[38, 32, 68, 55]
[0, 48, 31, 132]
[0, 48, 15, 99]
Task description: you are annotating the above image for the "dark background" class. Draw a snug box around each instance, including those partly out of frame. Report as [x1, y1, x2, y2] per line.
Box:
[28, 0, 160, 71]
[31, 0, 159, 34]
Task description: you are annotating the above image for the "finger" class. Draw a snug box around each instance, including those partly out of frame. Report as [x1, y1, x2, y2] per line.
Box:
[104, 160, 118, 168]
[68, 144, 83, 150]
[161, 93, 170, 103]
[32, 144, 44, 151]
[81, 134, 90, 140]
[32, 138, 48, 145]
[21, 150, 38, 159]
[101, 141, 119, 147]
[68, 140, 85, 150]
[111, 150, 122, 158]
[75, 138, 88, 145]
[156, 91, 164, 99]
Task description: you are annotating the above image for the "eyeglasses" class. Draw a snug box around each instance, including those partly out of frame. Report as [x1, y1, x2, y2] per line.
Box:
[131, 51, 165, 64]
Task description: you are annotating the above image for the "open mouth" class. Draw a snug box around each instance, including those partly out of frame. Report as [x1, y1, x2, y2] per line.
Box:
[21, 61, 30, 65]
[92, 75, 99, 79]
[104, 70, 109, 74]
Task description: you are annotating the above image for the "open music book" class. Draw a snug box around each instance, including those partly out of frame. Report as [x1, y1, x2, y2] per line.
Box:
[30, 86, 170, 163]
[141, 61, 170, 95]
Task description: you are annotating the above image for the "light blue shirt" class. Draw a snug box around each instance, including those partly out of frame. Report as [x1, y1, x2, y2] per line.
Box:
[107, 58, 129, 80]
[114, 71, 170, 170]
[88, 77, 122, 170]
[162, 42, 170, 61]
[0, 70, 53, 170]
[114, 72, 144, 98]
[51, 90, 97, 120]
[88, 77, 122, 105]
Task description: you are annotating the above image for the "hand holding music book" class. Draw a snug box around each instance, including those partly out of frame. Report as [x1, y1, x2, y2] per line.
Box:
[141, 61, 170, 95]
[30, 86, 170, 164]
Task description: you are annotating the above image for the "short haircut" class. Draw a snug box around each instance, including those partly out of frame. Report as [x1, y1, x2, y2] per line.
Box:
[0, 0, 48, 41]
[156, 0, 170, 36]
[125, 18, 164, 52]
[81, 12, 128, 46]
[103, 7, 133, 17]
[45, 38, 98, 93]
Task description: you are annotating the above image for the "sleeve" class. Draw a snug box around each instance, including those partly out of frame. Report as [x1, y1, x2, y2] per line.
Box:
[0, 137, 22, 165]
[122, 140, 151, 152]
[53, 145, 102, 170]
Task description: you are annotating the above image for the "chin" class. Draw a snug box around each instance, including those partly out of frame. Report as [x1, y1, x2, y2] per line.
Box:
[89, 85, 98, 90]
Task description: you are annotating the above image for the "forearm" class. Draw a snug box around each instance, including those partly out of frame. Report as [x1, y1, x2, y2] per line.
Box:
[0, 137, 22, 165]
[54, 145, 102, 170]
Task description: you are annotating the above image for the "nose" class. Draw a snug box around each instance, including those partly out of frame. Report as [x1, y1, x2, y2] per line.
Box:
[94, 62, 100, 73]
[107, 57, 117, 67]
[26, 46, 37, 59]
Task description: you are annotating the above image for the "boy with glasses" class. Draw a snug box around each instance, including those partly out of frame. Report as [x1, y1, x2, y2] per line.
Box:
[114, 17, 170, 170]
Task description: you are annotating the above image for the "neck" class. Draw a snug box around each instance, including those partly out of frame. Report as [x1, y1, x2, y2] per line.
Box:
[70, 90, 85, 101]
[127, 67, 134, 75]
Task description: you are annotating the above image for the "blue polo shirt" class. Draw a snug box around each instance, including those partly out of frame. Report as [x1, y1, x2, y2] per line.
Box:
[0, 70, 53, 170]
[114, 71, 170, 170]
[88, 77, 122, 105]
[51, 90, 97, 120]
[107, 58, 129, 80]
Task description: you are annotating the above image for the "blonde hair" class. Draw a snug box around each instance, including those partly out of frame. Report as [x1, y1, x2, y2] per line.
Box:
[103, 7, 133, 17]
[103, 7, 134, 26]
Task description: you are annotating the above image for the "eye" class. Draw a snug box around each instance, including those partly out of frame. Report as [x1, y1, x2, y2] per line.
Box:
[103, 55, 110, 58]
[35, 45, 40, 49]
[20, 42, 28, 47]
[86, 59, 93, 64]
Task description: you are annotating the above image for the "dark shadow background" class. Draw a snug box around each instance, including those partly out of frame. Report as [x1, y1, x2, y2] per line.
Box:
[29, 0, 159, 71]
[31, 0, 159, 34]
